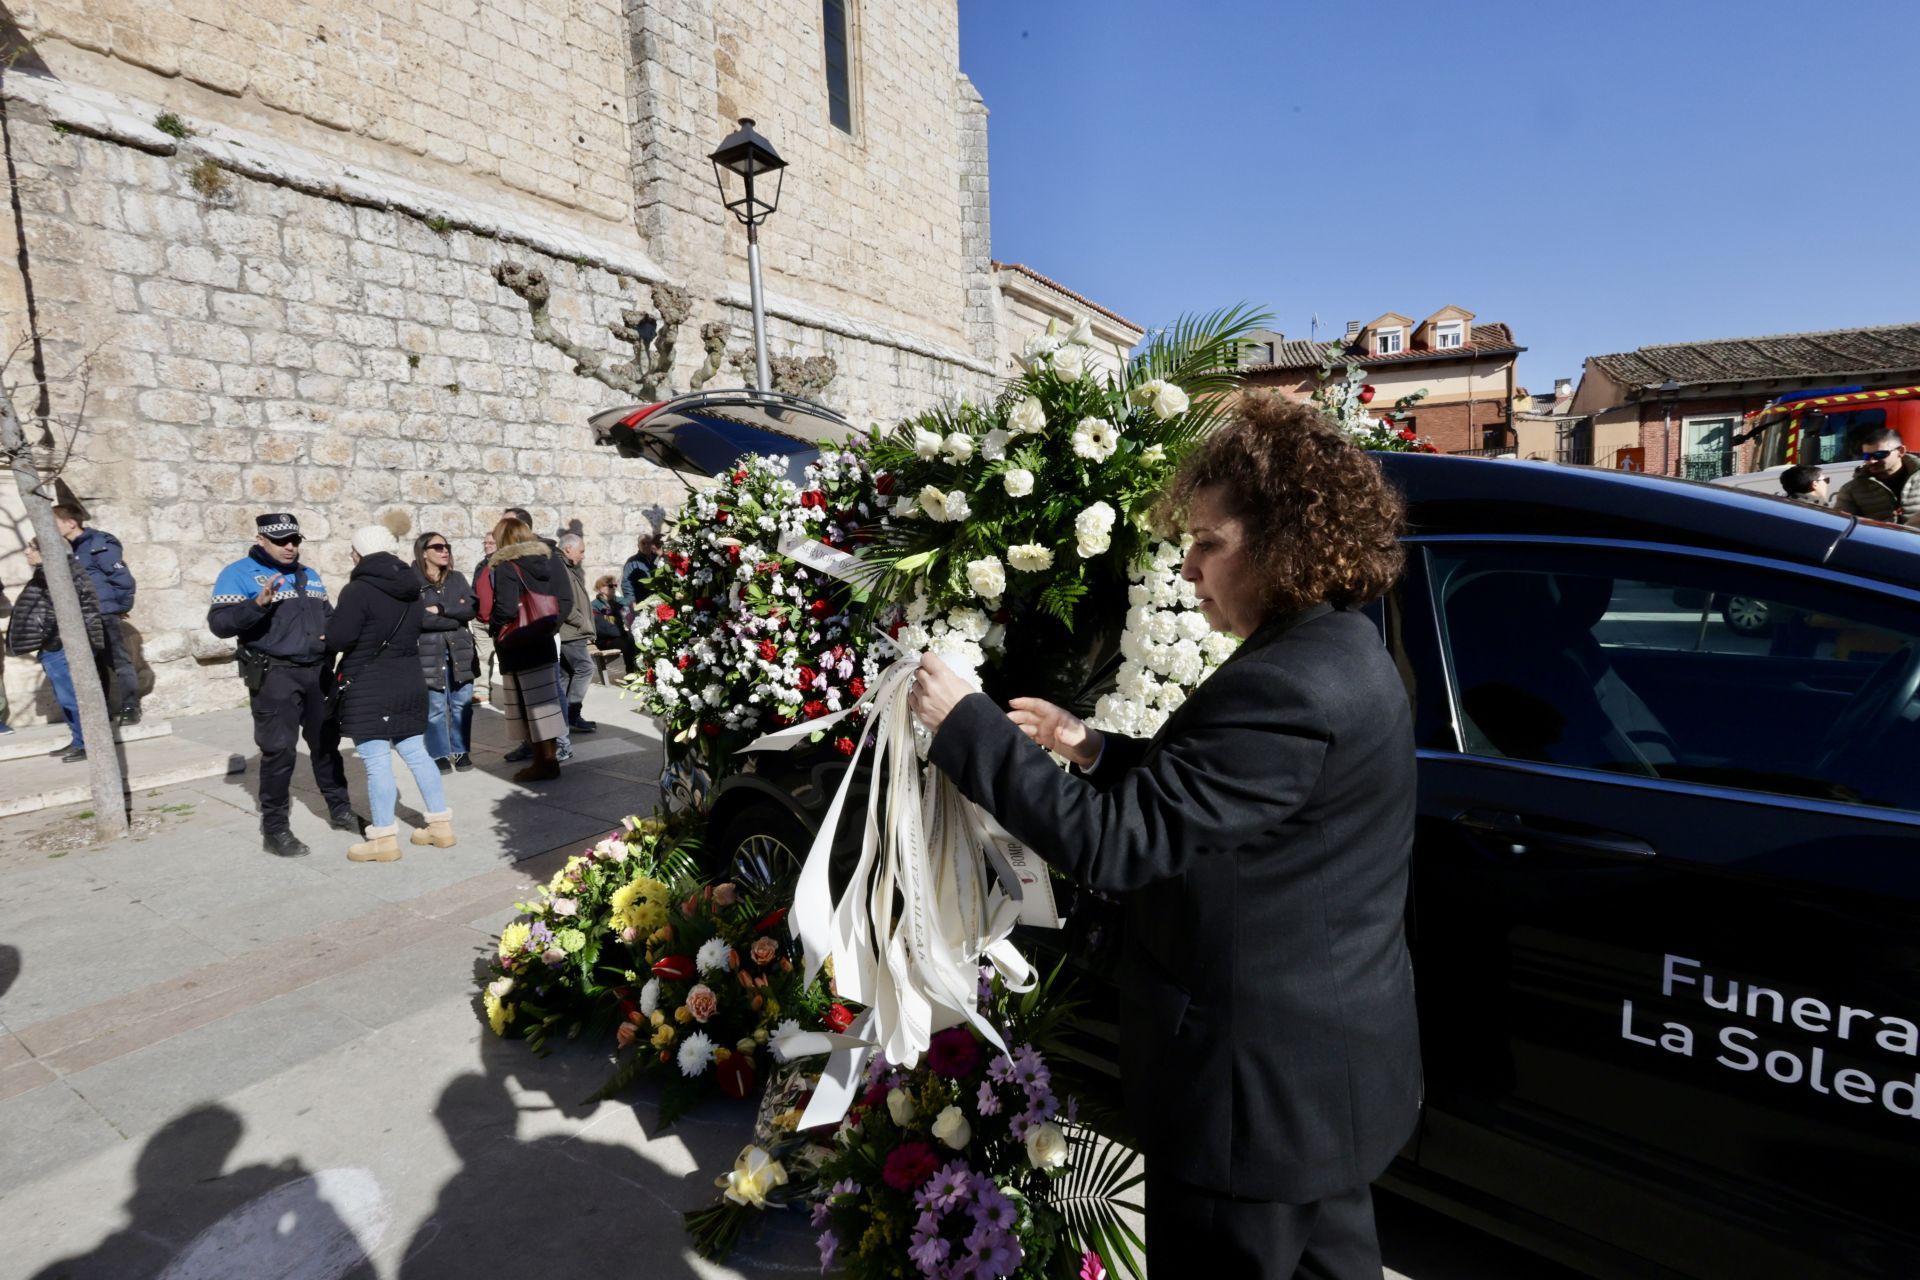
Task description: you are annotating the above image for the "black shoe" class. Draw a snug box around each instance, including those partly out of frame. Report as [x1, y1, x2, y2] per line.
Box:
[263, 829, 311, 858]
[114, 708, 142, 727]
[570, 718, 598, 733]
[503, 743, 533, 763]
[452, 753, 474, 772]
[329, 808, 361, 833]
[60, 746, 87, 763]
[436, 757, 454, 774]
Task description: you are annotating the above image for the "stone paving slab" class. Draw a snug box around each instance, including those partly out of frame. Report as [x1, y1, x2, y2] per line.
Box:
[0, 718, 173, 762]
[0, 735, 245, 817]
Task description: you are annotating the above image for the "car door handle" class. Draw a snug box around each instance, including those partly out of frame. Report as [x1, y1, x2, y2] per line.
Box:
[1452, 810, 1658, 861]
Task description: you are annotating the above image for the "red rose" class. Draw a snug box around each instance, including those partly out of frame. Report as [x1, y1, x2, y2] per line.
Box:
[726, 546, 741, 565]
[1398, 427, 1417, 441]
[1358, 384, 1377, 405]
[848, 677, 865, 697]
[800, 489, 826, 508]
[715, 510, 730, 524]
[754, 905, 789, 932]
[716, 1051, 756, 1100]
[694, 597, 713, 611]
[676, 654, 691, 670]
[797, 665, 818, 687]
[810, 599, 830, 617]
[756, 561, 778, 575]
[823, 1003, 855, 1033]
[875, 472, 895, 495]
[803, 699, 827, 719]
[650, 955, 695, 980]
[655, 603, 676, 621]
[732, 468, 748, 483]
[642, 669, 656, 684]
[834, 736, 855, 757]
[758, 639, 779, 662]
[702, 722, 719, 737]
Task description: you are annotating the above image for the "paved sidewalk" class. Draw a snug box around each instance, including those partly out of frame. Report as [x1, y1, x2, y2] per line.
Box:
[0, 684, 817, 1278]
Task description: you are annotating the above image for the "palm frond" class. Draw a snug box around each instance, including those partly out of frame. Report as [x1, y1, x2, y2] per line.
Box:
[1054, 1120, 1148, 1280]
[1130, 303, 1274, 443]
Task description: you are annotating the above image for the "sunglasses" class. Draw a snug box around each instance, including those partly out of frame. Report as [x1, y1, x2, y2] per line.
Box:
[266, 534, 303, 547]
[424, 543, 451, 552]
[1862, 449, 1898, 461]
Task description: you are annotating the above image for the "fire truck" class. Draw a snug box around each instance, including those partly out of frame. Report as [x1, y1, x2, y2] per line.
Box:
[1715, 383, 1920, 495]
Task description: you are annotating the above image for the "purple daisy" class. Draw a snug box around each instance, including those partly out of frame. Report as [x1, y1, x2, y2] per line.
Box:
[817, 1229, 839, 1273]
[986, 1055, 1015, 1085]
[907, 1230, 950, 1276]
[971, 1182, 1018, 1233]
[975, 1080, 1002, 1116]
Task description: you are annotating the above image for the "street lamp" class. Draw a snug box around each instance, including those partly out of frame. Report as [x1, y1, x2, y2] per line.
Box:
[709, 118, 787, 394]
[1656, 377, 1682, 475]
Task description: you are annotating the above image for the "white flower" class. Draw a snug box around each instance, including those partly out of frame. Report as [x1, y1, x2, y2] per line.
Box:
[1024, 1121, 1069, 1170]
[1064, 315, 1094, 347]
[1147, 612, 1179, 646]
[1003, 468, 1035, 498]
[1077, 532, 1111, 558]
[942, 490, 972, 522]
[678, 1030, 715, 1077]
[896, 622, 931, 652]
[696, 936, 732, 974]
[485, 976, 514, 1000]
[1008, 543, 1055, 573]
[1127, 584, 1151, 606]
[1202, 631, 1240, 663]
[946, 608, 991, 641]
[775, 1018, 803, 1042]
[913, 427, 943, 459]
[932, 1104, 972, 1150]
[1071, 417, 1120, 463]
[944, 432, 974, 464]
[1132, 378, 1191, 420]
[886, 1087, 916, 1127]
[1142, 443, 1166, 465]
[1018, 333, 1063, 371]
[639, 977, 661, 1017]
[981, 428, 1009, 462]
[892, 495, 918, 519]
[1009, 395, 1047, 436]
[1053, 343, 1087, 382]
[1075, 502, 1116, 537]
[919, 485, 949, 521]
[1177, 611, 1211, 642]
[966, 555, 1006, 600]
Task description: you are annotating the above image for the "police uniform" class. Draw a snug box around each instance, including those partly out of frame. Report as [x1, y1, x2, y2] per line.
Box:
[208, 513, 353, 855]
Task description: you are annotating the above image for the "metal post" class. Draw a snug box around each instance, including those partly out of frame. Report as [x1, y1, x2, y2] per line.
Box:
[746, 222, 771, 393]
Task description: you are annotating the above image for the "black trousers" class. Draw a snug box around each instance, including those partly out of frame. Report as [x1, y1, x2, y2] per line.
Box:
[101, 615, 139, 716]
[1147, 1171, 1383, 1280]
[251, 662, 349, 832]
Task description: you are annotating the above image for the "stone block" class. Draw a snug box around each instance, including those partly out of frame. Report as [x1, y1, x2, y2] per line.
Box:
[120, 191, 206, 242]
[334, 314, 397, 348]
[283, 228, 350, 273]
[137, 389, 211, 425]
[243, 465, 297, 502]
[181, 464, 243, 501]
[295, 373, 347, 404]
[154, 357, 222, 392]
[311, 343, 363, 378]
[253, 333, 314, 370]
[138, 280, 209, 320]
[253, 433, 304, 465]
[310, 434, 353, 467]
[355, 439, 417, 470]
[364, 285, 409, 319]
[167, 319, 251, 364]
[211, 292, 284, 329]
[301, 469, 344, 502]
[286, 303, 335, 337]
[219, 365, 294, 399]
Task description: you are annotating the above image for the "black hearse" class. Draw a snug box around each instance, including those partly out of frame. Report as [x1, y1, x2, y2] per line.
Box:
[700, 454, 1920, 1280]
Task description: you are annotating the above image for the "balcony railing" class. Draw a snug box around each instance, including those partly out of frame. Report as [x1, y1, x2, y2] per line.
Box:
[1449, 446, 1518, 459]
[1682, 451, 1735, 481]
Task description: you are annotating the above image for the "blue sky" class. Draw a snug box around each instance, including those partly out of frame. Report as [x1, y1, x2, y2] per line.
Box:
[958, 0, 1918, 392]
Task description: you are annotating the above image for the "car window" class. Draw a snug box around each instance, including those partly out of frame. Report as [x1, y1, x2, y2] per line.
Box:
[1427, 544, 1920, 814]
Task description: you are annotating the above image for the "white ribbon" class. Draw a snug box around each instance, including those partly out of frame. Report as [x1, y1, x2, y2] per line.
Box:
[765, 655, 1039, 1128]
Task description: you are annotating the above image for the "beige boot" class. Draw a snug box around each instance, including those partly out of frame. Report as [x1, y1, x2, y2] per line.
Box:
[410, 810, 457, 848]
[347, 824, 402, 862]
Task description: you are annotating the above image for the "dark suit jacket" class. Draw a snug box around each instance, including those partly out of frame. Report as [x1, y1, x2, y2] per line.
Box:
[929, 603, 1421, 1202]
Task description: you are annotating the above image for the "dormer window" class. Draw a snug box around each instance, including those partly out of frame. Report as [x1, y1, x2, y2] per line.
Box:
[1375, 327, 1404, 355]
[1434, 320, 1465, 349]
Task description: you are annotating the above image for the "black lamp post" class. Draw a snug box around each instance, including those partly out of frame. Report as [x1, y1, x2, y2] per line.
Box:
[1656, 377, 1682, 475]
[709, 118, 787, 393]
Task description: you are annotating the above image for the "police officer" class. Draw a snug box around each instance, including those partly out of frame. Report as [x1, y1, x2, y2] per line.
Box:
[208, 513, 355, 857]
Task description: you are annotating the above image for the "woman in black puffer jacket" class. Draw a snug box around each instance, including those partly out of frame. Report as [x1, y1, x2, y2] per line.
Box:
[411, 530, 477, 773]
[324, 525, 456, 862]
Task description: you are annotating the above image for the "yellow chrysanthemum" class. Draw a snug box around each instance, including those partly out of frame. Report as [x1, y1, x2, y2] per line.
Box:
[610, 881, 643, 915]
[651, 1023, 676, 1048]
[497, 922, 530, 960]
[484, 992, 514, 1036]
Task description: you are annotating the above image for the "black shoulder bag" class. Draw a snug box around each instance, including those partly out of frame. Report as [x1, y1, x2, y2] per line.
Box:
[326, 611, 408, 720]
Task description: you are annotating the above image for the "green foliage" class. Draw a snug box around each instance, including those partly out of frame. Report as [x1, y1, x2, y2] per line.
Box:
[405, 353, 421, 369]
[153, 112, 191, 139]
[425, 214, 453, 234]
[1053, 1121, 1147, 1280]
[187, 158, 228, 200]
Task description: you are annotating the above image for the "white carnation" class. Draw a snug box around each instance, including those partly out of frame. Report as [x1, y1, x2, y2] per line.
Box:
[947, 608, 991, 641]
[944, 432, 974, 464]
[1177, 611, 1212, 642]
[896, 622, 931, 652]
[1008, 543, 1055, 573]
[966, 555, 1006, 600]
[942, 490, 972, 522]
[981, 428, 1009, 462]
[696, 936, 733, 974]
[1071, 417, 1120, 463]
[1018, 333, 1063, 371]
[1076, 502, 1117, 537]
[1009, 395, 1047, 436]
[1003, 468, 1035, 497]
[639, 977, 661, 1017]
[1076, 532, 1111, 558]
[1147, 612, 1179, 646]
[1202, 632, 1240, 663]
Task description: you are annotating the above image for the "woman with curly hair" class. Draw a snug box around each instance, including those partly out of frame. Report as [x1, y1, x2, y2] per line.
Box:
[912, 395, 1421, 1279]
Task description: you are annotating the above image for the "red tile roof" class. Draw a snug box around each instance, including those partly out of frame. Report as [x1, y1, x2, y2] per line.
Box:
[1240, 321, 1523, 373]
[991, 261, 1143, 334]
[1587, 322, 1920, 389]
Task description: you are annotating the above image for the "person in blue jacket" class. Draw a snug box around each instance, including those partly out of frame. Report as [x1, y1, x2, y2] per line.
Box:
[208, 512, 354, 858]
[54, 504, 141, 725]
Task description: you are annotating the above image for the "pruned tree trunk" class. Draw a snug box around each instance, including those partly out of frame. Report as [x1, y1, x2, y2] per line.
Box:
[0, 389, 129, 840]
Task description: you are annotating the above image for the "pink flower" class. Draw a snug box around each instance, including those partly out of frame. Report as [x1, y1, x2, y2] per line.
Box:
[711, 882, 739, 907]
[1079, 1249, 1107, 1280]
[685, 983, 719, 1023]
[926, 1027, 981, 1079]
[749, 936, 780, 967]
[881, 1142, 939, 1191]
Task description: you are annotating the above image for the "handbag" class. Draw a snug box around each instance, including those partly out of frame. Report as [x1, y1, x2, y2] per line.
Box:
[326, 611, 408, 719]
[497, 561, 561, 647]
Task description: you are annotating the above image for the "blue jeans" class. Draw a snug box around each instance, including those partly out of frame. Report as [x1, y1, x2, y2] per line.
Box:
[352, 734, 446, 827]
[425, 669, 474, 760]
[39, 648, 82, 749]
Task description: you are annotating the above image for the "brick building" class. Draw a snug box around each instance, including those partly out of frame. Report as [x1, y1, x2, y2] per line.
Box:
[1237, 308, 1524, 455]
[1567, 322, 1920, 478]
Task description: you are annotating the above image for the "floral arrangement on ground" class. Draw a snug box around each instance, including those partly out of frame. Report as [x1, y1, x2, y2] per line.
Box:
[685, 964, 1146, 1280]
[1311, 346, 1435, 453]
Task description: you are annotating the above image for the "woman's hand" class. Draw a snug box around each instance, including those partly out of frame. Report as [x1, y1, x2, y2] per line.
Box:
[909, 652, 975, 734]
[1008, 698, 1104, 771]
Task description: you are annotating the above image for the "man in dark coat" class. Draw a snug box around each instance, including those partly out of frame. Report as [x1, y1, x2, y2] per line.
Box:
[556, 533, 595, 734]
[208, 512, 353, 858]
[54, 503, 141, 724]
[7, 538, 107, 761]
[912, 398, 1421, 1278]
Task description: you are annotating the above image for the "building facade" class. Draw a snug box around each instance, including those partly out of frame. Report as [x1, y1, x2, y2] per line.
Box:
[1238, 308, 1524, 455]
[0, 1, 1090, 719]
[1567, 323, 1920, 478]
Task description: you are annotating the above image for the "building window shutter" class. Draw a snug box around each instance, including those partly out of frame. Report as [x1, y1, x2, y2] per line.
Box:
[823, 0, 854, 133]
